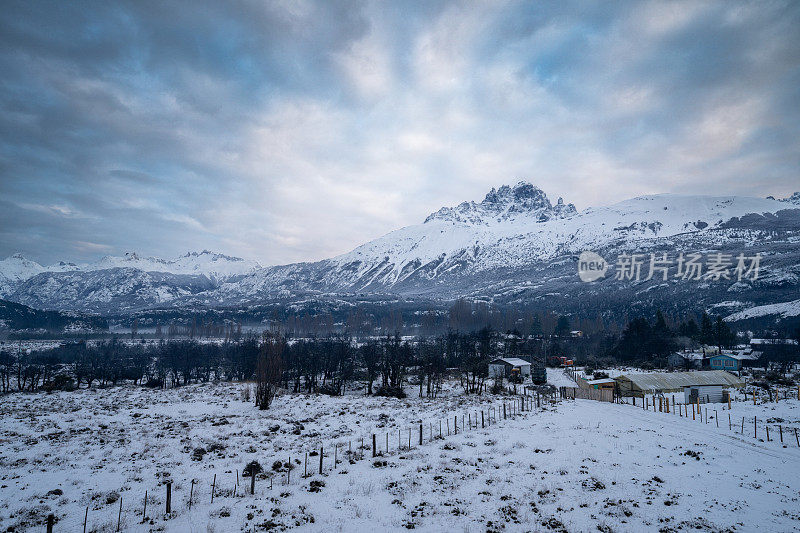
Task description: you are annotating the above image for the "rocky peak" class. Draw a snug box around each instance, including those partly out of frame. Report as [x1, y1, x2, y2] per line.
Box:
[780, 192, 800, 206]
[425, 181, 576, 224]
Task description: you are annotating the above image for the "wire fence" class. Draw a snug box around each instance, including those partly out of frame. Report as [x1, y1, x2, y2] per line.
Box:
[42, 388, 560, 532]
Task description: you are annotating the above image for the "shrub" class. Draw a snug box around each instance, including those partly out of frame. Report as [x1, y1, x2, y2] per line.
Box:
[243, 460, 263, 477]
[374, 385, 406, 398]
[143, 378, 162, 388]
[42, 374, 75, 392]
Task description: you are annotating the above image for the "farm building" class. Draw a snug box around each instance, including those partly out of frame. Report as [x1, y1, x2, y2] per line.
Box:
[683, 384, 725, 404]
[586, 378, 616, 390]
[488, 357, 531, 380]
[667, 351, 704, 369]
[614, 370, 743, 398]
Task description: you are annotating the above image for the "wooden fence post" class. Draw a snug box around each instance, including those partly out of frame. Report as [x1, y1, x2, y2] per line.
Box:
[779, 425, 783, 443]
[304, 453, 308, 478]
[166, 482, 172, 514]
[754, 416, 757, 439]
[117, 496, 122, 532]
[503, 403, 507, 419]
[372, 434, 376, 458]
[189, 480, 194, 509]
[715, 410, 718, 428]
[319, 447, 323, 474]
[141, 492, 146, 523]
[85, 505, 89, 531]
[481, 411, 485, 428]
[47, 514, 54, 533]
[419, 423, 423, 446]
[211, 474, 216, 503]
[250, 472, 255, 495]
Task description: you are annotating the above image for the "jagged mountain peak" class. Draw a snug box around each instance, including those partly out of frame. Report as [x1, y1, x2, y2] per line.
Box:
[781, 192, 800, 205]
[424, 181, 576, 224]
[181, 250, 247, 262]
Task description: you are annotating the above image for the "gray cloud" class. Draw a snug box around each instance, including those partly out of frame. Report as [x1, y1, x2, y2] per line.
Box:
[1, 0, 798, 265]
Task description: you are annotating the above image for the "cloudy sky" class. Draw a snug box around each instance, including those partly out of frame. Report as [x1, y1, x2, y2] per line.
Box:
[1, 1, 798, 266]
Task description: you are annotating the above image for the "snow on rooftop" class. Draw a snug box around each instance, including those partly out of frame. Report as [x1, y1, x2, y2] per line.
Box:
[491, 357, 531, 367]
[616, 370, 743, 390]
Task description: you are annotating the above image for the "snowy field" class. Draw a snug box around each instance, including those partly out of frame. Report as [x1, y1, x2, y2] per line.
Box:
[1, 381, 800, 532]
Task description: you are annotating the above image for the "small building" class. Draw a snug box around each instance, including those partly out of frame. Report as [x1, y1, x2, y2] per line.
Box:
[586, 378, 616, 391]
[614, 370, 743, 398]
[708, 349, 762, 371]
[749, 338, 797, 362]
[668, 351, 704, 369]
[488, 357, 532, 380]
[684, 384, 724, 404]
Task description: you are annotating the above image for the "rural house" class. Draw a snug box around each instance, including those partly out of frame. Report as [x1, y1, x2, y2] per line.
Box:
[488, 357, 531, 380]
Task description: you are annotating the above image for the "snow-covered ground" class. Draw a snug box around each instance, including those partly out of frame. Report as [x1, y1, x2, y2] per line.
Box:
[1, 381, 799, 532]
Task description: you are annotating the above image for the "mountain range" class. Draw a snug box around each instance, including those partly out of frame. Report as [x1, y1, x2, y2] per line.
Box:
[2, 182, 800, 328]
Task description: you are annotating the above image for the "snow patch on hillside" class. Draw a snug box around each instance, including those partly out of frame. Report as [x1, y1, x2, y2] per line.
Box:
[725, 298, 800, 321]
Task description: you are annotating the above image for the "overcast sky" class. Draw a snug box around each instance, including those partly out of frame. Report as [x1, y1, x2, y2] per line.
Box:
[1, 1, 798, 266]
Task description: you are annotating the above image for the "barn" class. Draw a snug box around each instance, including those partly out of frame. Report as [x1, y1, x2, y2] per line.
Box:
[614, 370, 743, 399]
[488, 358, 532, 380]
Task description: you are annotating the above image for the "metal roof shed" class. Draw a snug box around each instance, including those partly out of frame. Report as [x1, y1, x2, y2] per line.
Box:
[614, 370, 743, 397]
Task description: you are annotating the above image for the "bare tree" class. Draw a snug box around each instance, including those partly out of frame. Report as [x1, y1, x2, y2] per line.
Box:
[255, 333, 284, 410]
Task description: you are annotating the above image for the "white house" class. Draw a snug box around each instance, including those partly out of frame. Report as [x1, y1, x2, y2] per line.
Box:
[488, 358, 532, 380]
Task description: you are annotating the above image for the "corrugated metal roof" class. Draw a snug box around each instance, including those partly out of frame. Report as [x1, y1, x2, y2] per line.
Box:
[614, 370, 743, 391]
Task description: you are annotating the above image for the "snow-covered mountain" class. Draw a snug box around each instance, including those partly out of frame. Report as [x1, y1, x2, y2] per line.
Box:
[0, 250, 259, 295]
[3, 183, 800, 323]
[0, 253, 46, 296]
